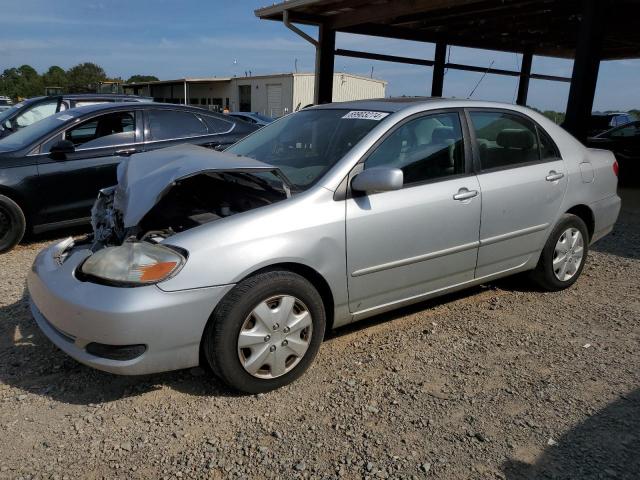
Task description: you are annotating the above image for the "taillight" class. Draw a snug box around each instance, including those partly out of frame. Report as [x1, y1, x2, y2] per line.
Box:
[613, 159, 619, 177]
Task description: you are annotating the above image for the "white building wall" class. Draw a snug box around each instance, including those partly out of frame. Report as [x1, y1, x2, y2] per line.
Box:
[292, 74, 316, 111]
[124, 73, 387, 115]
[291, 73, 387, 112]
[229, 75, 294, 116]
[186, 83, 230, 108]
[331, 73, 386, 102]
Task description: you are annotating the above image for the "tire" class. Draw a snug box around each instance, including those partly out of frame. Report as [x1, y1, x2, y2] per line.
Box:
[202, 270, 326, 393]
[530, 214, 589, 291]
[0, 194, 26, 254]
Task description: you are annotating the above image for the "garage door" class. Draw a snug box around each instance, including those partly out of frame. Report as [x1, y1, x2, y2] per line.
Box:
[267, 84, 283, 118]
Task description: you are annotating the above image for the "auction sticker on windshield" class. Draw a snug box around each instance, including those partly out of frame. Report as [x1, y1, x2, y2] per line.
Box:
[342, 111, 389, 121]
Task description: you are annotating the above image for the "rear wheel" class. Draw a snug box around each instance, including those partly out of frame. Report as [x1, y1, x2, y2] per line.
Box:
[0, 194, 26, 253]
[530, 214, 589, 291]
[202, 270, 326, 393]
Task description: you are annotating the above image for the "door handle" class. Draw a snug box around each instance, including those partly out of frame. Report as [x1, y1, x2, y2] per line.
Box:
[115, 148, 137, 156]
[546, 171, 564, 182]
[453, 188, 479, 201]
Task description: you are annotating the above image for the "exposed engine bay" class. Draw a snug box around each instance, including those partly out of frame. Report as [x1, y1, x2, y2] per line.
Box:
[89, 144, 291, 249]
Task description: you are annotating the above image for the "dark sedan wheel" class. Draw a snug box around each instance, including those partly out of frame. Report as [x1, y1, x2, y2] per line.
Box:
[530, 214, 589, 291]
[202, 270, 326, 393]
[0, 195, 26, 253]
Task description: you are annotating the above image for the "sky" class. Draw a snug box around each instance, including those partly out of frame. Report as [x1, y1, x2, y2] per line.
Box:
[0, 0, 638, 113]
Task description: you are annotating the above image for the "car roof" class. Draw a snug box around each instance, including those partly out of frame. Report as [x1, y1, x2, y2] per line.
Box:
[592, 112, 629, 117]
[20, 94, 150, 103]
[63, 93, 151, 101]
[63, 102, 226, 116]
[309, 97, 535, 113]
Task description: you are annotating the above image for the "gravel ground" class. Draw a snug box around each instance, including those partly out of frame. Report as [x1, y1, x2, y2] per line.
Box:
[0, 189, 638, 480]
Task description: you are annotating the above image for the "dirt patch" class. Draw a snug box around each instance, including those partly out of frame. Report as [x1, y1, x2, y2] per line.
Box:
[0, 189, 638, 479]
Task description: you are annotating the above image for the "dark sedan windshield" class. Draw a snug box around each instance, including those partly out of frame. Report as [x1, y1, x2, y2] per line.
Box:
[226, 109, 388, 189]
[0, 104, 19, 123]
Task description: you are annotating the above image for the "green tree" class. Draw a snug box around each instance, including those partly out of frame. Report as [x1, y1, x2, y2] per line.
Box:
[126, 75, 159, 83]
[0, 65, 43, 99]
[542, 110, 565, 125]
[0, 68, 21, 98]
[43, 65, 68, 90]
[66, 62, 107, 93]
[17, 65, 42, 97]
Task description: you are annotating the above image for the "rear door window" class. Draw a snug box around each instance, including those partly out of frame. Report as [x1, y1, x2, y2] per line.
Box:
[147, 109, 207, 141]
[468, 111, 546, 170]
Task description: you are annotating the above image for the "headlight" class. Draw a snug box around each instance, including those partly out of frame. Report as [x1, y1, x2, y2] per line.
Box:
[80, 242, 185, 286]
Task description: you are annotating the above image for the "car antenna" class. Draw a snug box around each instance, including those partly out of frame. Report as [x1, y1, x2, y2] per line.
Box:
[467, 60, 495, 99]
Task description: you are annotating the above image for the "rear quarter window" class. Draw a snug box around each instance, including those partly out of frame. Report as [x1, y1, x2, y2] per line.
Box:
[201, 114, 234, 134]
[147, 110, 207, 141]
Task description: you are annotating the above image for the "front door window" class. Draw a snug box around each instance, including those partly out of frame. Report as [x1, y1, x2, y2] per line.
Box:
[63, 111, 135, 150]
[365, 111, 466, 185]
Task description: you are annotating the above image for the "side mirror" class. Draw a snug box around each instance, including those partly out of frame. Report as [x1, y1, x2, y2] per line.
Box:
[49, 140, 75, 160]
[351, 167, 403, 193]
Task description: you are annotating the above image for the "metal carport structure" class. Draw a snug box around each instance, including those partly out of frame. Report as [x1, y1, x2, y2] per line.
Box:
[255, 0, 640, 140]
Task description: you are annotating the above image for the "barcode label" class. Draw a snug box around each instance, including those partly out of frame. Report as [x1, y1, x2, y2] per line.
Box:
[342, 111, 390, 121]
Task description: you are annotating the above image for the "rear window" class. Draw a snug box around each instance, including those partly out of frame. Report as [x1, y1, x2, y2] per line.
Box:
[201, 114, 234, 134]
[147, 110, 207, 141]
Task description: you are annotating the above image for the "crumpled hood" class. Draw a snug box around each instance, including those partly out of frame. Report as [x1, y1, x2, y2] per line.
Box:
[112, 143, 288, 228]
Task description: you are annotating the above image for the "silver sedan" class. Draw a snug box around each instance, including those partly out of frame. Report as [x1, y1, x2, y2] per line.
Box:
[28, 99, 621, 393]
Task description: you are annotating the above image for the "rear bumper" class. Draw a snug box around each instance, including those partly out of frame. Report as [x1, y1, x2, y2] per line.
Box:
[589, 194, 621, 244]
[27, 240, 234, 375]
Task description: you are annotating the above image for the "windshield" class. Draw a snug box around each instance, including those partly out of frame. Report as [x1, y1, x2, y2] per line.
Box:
[226, 109, 388, 189]
[0, 111, 75, 150]
[0, 104, 20, 123]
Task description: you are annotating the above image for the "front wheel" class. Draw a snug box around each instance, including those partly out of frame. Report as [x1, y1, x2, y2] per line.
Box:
[530, 214, 589, 291]
[202, 270, 326, 393]
[0, 194, 26, 253]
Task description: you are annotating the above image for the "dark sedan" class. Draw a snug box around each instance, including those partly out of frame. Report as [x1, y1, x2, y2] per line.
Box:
[587, 120, 640, 185]
[0, 102, 259, 252]
[0, 94, 152, 139]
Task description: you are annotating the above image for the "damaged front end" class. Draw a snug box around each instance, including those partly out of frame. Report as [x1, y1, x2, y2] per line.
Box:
[89, 144, 293, 250]
[91, 186, 125, 248]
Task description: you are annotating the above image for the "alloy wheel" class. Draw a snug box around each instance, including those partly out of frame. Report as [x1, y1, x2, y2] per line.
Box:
[237, 295, 313, 379]
[553, 227, 584, 282]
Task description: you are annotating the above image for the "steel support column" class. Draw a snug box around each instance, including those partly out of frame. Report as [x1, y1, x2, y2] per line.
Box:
[516, 51, 532, 106]
[564, 0, 608, 140]
[316, 24, 335, 104]
[431, 42, 446, 97]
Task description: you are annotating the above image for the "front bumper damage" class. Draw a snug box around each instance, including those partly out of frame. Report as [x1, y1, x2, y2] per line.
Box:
[27, 144, 294, 374]
[28, 239, 234, 375]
